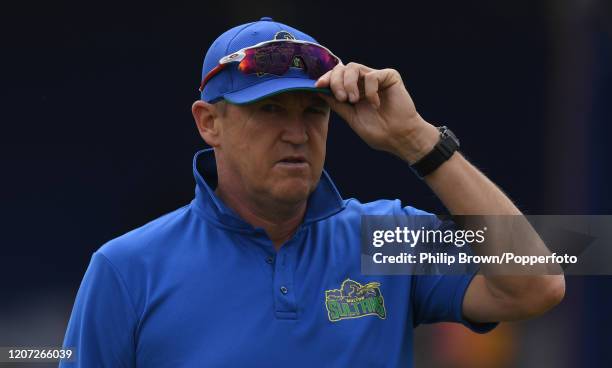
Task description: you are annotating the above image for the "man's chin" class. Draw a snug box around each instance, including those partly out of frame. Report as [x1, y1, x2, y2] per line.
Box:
[270, 180, 313, 204]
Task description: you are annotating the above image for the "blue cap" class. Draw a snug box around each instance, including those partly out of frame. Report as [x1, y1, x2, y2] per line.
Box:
[200, 17, 331, 104]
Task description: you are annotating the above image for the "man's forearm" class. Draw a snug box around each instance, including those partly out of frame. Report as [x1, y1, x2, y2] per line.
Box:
[402, 121, 565, 321]
[398, 120, 516, 216]
[398, 120, 520, 215]
[426, 152, 520, 215]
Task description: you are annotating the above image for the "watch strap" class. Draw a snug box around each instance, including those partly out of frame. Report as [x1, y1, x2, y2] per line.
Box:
[410, 126, 459, 178]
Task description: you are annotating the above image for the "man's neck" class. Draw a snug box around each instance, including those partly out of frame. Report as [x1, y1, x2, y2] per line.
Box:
[214, 184, 306, 251]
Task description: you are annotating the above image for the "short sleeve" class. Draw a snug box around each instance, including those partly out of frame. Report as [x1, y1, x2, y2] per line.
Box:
[401, 205, 498, 333]
[411, 271, 498, 333]
[60, 252, 137, 367]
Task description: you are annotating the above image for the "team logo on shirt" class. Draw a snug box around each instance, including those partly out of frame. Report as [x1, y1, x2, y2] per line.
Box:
[325, 278, 387, 322]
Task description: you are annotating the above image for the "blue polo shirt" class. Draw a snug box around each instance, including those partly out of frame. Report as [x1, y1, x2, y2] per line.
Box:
[61, 148, 496, 368]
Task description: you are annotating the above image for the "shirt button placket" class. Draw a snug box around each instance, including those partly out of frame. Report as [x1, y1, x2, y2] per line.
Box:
[273, 245, 298, 320]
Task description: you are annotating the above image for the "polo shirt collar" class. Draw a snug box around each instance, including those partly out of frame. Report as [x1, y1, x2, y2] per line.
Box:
[191, 148, 345, 230]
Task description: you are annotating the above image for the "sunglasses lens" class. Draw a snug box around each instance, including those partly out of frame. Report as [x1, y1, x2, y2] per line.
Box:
[237, 42, 338, 79]
[239, 44, 293, 75]
[298, 44, 339, 79]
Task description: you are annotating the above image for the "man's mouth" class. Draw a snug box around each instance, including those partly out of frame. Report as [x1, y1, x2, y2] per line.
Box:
[276, 155, 309, 168]
[280, 157, 306, 163]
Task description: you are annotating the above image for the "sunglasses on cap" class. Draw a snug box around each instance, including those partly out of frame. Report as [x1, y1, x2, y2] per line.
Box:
[198, 39, 342, 92]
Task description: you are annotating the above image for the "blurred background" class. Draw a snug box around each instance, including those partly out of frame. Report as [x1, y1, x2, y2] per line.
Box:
[1, 0, 611, 367]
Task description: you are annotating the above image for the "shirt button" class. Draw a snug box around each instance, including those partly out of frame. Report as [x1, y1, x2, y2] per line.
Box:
[265, 256, 274, 264]
[280, 286, 289, 295]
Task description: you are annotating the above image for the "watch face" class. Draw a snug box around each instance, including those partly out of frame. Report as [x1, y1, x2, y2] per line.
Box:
[447, 129, 460, 145]
[440, 126, 460, 146]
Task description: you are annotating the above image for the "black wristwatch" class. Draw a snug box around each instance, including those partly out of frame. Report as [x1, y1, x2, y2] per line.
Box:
[410, 126, 460, 178]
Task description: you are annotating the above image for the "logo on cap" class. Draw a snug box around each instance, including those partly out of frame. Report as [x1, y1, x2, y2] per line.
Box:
[274, 30, 296, 40]
[262, 31, 304, 73]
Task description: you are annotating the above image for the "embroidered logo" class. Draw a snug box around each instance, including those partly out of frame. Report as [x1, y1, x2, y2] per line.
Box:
[325, 278, 387, 322]
[274, 30, 296, 40]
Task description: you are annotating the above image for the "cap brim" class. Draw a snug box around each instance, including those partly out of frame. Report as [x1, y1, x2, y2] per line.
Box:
[222, 78, 331, 105]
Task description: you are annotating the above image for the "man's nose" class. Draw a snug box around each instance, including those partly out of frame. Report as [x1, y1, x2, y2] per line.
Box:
[280, 115, 308, 145]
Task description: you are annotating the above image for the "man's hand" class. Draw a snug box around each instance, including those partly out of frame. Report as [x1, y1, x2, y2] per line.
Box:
[315, 62, 439, 164]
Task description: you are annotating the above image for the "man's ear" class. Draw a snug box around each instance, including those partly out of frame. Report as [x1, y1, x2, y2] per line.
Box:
[192, 100, 222, 147]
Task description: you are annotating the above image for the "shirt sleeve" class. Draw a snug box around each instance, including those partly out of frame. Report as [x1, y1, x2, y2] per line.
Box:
[60, 252, 137, 368]
[401, 205, 498, 333]
[411, 271, 498, 333]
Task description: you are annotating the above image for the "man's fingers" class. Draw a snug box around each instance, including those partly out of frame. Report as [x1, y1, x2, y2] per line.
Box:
[354, 62, 374, 74]
[329, 65, 347, 101]
[364, 71, 381, 108]
[343, 63, 361, 103]
[317, 63, 390, 108]
[315, 69, 332, 88]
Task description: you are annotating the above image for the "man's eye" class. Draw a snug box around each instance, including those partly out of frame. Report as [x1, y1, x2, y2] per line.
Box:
[261, 104, 283, 113]
[306, 107, 327, 115]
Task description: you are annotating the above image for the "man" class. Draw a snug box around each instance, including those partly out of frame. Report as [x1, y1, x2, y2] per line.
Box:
[61, 17, 565, 367]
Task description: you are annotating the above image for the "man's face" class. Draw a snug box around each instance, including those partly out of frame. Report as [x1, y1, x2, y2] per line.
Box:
[215, 91, 331, 206]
